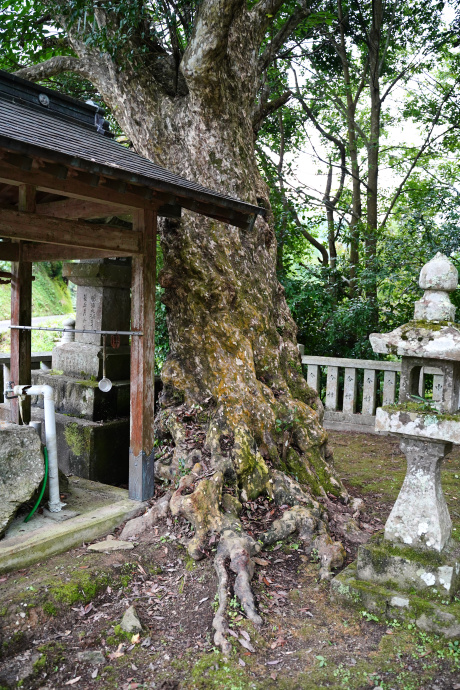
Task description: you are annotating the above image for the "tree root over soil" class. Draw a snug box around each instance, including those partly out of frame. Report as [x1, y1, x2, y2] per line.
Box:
[148, 403, 366, 652]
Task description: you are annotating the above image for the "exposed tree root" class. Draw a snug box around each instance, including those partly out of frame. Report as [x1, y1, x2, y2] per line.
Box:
[153, 352, 362, 651]
[163, 437, 356, 651]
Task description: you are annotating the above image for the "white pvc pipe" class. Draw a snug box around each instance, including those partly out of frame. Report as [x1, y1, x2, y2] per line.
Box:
[13, 384, 64, 513]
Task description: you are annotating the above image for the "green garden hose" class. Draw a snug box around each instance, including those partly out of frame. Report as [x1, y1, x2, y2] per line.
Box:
[24, 447, 49, 523]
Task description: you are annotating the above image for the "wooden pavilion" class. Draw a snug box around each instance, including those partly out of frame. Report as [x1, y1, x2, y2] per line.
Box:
[0, 69, 264, 501]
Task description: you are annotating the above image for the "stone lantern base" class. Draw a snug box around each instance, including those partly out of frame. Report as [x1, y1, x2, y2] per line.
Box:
[331, 537, 460, 637]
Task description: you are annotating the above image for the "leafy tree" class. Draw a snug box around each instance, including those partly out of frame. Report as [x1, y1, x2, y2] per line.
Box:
[0, 0, 355, 650]
[258, 0, 459, 320]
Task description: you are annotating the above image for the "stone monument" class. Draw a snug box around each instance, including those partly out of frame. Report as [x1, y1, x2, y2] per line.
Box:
[332, 253, 460, 637]
[30, 259, 132, 484]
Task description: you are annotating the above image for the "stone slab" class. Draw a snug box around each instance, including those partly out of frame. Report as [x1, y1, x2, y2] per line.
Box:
[370, 322, 460, 362]
[331, 562, 460, 638]
[376, 408, 460, 444]
[0, 476, 144, 574]
[357, 538, 460, 596]
[31, 370, 130, 421]
[52, 342, 130, 380]
[324, 411, 377, 434]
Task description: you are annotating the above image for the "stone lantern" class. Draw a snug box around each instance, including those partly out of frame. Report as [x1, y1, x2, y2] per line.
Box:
[332, 254, 460, 635]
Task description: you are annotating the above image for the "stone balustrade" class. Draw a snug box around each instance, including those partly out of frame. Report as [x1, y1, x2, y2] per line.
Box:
[299, 349, 444, 433]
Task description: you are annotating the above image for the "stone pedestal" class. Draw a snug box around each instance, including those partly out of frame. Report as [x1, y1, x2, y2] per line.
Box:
[385, 437, 452, 552]
[331, 539, 460, 637]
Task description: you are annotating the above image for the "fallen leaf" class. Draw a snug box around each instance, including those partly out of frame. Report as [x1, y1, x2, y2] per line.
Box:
[91, 669, 98, 679]
[65, 677, 81, 686]
[240, 630, 250, 642]
[266, 659, 282, 665]
[238, 658, 246, 667]
[131, 633, 140, 644]
[198, 597, 209, 604]
[253, 558, 269, 566]
[0, 576, 8, 583]
[238, 637, 255, 652]
[270, 672, 278, 681]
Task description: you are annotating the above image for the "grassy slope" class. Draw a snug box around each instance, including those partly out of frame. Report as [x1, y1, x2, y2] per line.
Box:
[0, 264, 73, 353]
[0, 264, 72, 320]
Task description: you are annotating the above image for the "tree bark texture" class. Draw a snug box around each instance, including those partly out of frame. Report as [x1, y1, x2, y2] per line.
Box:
[30, 0, 354, 651]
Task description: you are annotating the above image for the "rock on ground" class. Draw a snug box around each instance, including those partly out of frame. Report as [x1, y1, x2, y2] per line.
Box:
[120, 605, 142, 633]
[87, 539, 134, 552]
[76, 650, 105, 665]
[0, 424, 44, 537]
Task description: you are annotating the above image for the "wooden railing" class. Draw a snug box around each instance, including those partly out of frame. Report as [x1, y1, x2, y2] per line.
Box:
[299, 349, 444, 433]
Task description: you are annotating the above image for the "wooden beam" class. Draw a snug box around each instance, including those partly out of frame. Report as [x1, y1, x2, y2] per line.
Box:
[0, 241, 132, 262]
[129, 208, 156, 501]
[10, 185, 34, 425]
[23, 244, 130, 261]
[0, 207, 142, 254]
[36, 198, 181, 221]
[0, 156, 164, 210]
[0, 242, 19, 261]
[37, 198, 133, 219]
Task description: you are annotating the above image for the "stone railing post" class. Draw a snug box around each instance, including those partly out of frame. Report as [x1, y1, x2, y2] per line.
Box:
[362, 369, 377, 415]
[307, 364, 320, 392]
[325, 366, 339, 411]
[343, 367, 357, 414]
[382, 371, 396, 406]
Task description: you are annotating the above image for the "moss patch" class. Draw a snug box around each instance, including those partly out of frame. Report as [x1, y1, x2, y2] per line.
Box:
[63, 422, 91, 457]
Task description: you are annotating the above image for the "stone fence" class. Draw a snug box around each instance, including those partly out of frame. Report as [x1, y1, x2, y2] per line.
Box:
[300, 350, 444, 433]
[0, 349, 445, 435]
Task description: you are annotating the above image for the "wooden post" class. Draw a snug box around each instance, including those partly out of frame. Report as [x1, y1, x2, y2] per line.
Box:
[343, 367, 358, 414]
[10, 185, 34, 425]
[129, 208, 156, 501]
[325, 366, 339, 411]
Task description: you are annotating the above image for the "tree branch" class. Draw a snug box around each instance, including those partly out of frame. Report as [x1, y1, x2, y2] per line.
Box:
[181, 0, 245, 87]
[258, 2, 312, 73]
[252, 90, 292, 133]
[379, 83, 459, 230]
[14, 55, 92, 82]
[250, 0, 285, 38]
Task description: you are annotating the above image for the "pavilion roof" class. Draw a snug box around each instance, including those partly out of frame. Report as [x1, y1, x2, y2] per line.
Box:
[0, 70, 264, 228]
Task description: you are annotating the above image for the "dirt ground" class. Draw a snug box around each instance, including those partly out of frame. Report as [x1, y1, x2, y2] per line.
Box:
[1, 430, 460, 690]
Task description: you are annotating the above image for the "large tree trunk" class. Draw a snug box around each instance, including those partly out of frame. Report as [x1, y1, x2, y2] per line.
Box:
[30, 0, 354, 652]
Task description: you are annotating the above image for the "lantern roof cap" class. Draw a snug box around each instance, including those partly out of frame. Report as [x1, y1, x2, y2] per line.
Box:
[370, 253, 460, 361]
